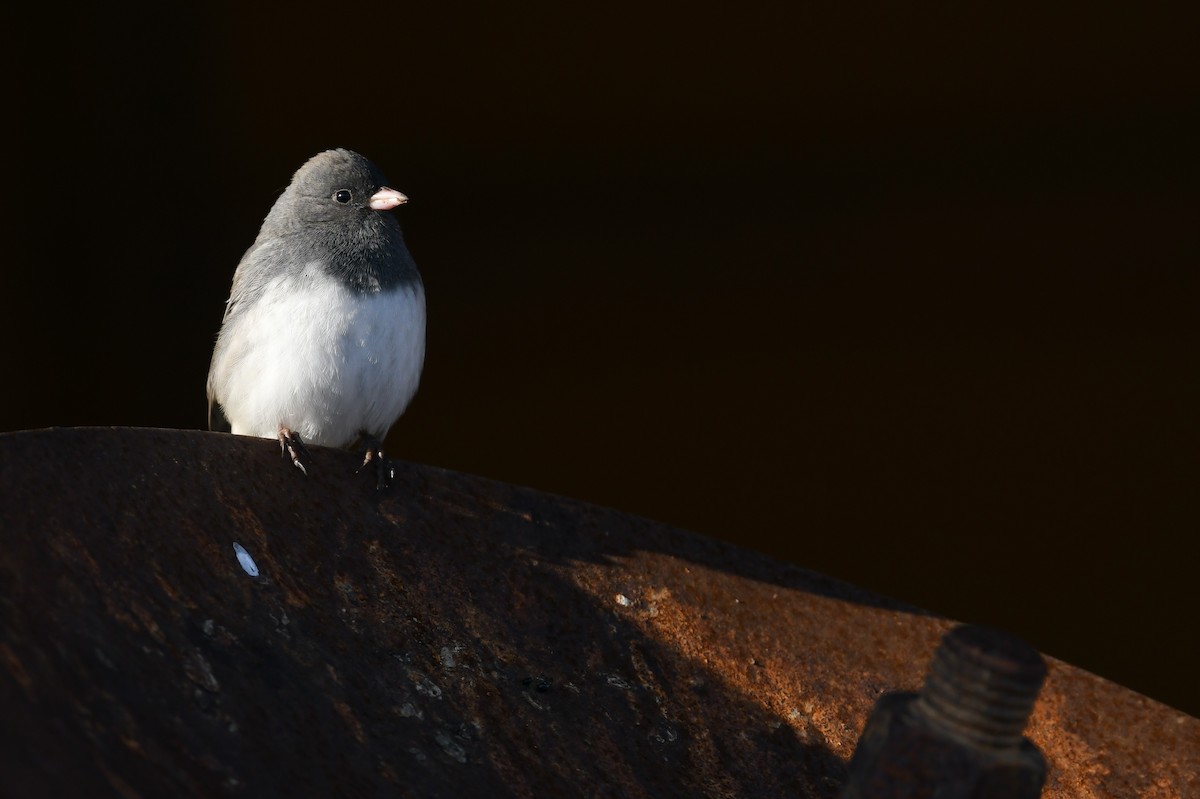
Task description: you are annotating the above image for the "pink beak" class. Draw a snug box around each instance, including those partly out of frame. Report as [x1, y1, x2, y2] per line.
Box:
[369, 187, 408, 211]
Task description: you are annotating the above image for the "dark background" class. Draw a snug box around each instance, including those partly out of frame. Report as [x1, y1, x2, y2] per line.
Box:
[7, 5, 1198, 715]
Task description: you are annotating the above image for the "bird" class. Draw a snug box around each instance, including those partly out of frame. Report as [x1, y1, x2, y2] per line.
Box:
[206, 148, 425, 486]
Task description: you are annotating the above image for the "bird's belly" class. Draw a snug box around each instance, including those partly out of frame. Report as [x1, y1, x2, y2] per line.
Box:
[222, 277, 426, 447]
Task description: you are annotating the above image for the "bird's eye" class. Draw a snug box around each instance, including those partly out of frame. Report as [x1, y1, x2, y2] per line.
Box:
[334, 189, 353, 204]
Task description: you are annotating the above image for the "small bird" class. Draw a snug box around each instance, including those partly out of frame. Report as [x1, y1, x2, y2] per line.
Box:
[207, 149, 425, 485]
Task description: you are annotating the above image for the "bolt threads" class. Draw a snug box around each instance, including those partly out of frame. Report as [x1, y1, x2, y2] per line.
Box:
[915, 625, 1047, 749]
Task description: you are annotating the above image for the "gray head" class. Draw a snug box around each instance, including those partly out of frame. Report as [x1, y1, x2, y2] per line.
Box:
[260, 148, 419, 292]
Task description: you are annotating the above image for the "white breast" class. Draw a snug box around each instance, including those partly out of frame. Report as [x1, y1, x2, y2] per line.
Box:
[214, 271, 426, 448]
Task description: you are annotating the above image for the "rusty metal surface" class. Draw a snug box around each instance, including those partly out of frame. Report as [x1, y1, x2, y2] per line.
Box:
[0, 427, 1195, 798]
[839, 626, 1049, 799]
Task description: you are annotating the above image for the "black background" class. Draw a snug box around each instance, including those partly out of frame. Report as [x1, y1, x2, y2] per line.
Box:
[7, 4, 1198, 715]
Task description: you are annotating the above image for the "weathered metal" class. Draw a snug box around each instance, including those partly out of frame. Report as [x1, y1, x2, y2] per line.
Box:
[0, 428, 1195, 797]
[840, 625, 1048, 798]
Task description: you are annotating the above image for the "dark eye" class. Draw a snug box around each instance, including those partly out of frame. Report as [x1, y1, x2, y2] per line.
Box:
[334, 189, 353, 204]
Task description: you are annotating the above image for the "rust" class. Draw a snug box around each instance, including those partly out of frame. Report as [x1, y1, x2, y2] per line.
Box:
[839, 625, 1048, 798]
[0, 427, 1195, 797]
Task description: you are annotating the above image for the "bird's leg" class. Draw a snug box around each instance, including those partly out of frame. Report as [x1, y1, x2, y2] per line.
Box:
[355, 432, 394, 490]
[278, 427, 310, 476]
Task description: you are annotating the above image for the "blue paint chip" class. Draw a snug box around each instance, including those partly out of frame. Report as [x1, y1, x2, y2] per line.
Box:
[232, 542, 260, 577]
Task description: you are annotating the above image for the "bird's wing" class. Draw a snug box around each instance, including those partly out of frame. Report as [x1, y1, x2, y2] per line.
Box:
[208, 396, 232, 433]
[206, 241, 271, 432]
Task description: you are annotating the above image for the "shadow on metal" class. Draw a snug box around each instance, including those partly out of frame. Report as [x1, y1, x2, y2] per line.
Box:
[0, 428, 1194, 797]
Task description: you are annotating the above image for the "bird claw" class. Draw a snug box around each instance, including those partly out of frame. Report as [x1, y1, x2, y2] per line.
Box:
[278, 428, 310, 476]
[355, 435, 393, 490]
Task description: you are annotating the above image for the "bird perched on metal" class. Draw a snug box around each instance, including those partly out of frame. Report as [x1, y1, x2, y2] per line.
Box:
[207, 149, 426, 486]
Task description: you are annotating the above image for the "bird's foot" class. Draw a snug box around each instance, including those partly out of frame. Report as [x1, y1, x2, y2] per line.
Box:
[355, 435, 394, 490]
[278, 427, 310, 476]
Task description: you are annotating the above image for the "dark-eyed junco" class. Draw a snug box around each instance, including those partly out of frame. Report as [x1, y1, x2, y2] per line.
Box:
[207, 149, 425, 485]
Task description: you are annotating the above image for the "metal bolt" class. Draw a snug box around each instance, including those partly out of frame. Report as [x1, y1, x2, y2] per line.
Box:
[838, 624, 1048, 799]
